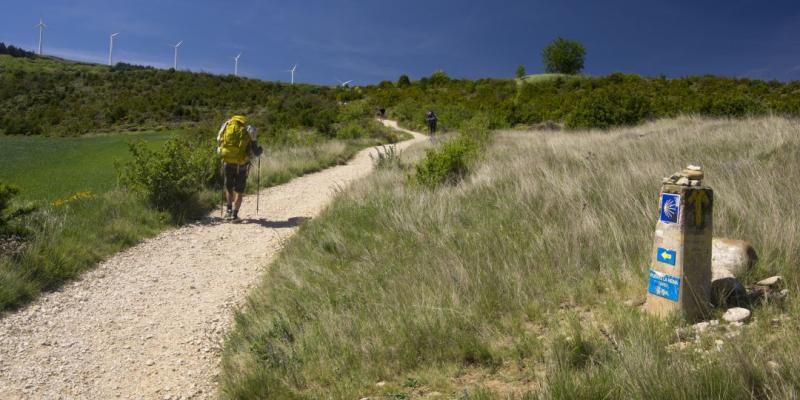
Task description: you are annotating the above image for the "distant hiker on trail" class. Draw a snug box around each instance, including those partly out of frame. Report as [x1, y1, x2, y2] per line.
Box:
[217, 115, 263, 222]
[378, 108, 386, 120]
[425, 110, 438, 135]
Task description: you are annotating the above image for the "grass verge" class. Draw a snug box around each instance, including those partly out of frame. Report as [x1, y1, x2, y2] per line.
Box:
[0, 138, 397, 312]
[220, 117, 800, 399]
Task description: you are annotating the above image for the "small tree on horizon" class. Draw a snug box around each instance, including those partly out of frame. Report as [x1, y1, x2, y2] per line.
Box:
[515, 65, 526, 79]
[542, 37, 585, 75]
[397, 74, 411, 87]
[429, 70, 450, 85]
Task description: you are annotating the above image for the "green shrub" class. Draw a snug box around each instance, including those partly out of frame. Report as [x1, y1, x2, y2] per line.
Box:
[118, 135, 217, 222]
[334, 121, 365, 140]
[0, 183, 34, 237]
[565, 88, 652, 129]
[708, 96, 765, 117]
[413, 136, 480, 188]
[429, 70, 451, 85]
[397, 74, 411, 87]
[0, 183, 19, 235]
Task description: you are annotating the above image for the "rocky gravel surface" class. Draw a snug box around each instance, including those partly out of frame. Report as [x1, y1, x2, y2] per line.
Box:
[0, 121, 425, 399]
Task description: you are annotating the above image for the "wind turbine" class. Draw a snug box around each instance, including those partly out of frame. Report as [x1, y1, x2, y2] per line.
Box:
[35, 19, 46, 55]
[108, 32, 120, 66]
[286, 64, 297, 84]
[234, 53, 241, 76]
[336, 79, 353, 87]
[171, 40, 183, 69]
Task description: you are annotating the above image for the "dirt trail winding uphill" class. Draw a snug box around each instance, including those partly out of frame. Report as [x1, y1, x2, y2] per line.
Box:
[0, 121, 425, 400]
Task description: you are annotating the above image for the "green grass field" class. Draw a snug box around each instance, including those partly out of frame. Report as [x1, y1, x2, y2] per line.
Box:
[0, 132, 170, 202]
[221, 117, 800, 399]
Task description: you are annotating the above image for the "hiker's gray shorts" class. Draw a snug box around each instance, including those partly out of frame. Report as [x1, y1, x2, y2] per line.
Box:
[223, 162, 250, 193]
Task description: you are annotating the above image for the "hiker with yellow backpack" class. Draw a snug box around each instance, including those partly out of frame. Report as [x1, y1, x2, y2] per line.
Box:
[217, 115, 263, 222]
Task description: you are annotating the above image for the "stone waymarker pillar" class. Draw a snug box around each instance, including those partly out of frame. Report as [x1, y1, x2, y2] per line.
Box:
[644, 166, 713, 321]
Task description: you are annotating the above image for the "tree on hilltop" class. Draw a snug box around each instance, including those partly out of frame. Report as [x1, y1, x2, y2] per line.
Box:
[542, 37, 585, 75]
[0, 42, 36, 58]
[516, 65, 526, 79]
[429, 70, 450, 85]
[397, 74, 411, 87]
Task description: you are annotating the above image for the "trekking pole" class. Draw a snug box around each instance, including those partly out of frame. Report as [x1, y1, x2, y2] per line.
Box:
[220, 163, 225, 218]
[256, 155, 261, 215]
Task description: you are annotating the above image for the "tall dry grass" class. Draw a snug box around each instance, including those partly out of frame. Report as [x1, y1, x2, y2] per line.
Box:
[248, 141, 356, 190]
[221, 117, 800, 399]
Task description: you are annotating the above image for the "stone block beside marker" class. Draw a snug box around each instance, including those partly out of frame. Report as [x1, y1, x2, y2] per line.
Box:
[645, 165, 713, 321]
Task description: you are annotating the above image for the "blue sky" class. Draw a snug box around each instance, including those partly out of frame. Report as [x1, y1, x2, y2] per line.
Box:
[1, 0, 799, 84]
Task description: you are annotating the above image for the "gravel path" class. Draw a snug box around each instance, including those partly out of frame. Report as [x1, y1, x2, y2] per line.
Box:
[0, 121, 425, 400]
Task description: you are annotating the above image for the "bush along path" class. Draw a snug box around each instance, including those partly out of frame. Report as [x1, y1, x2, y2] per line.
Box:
[0, 121, 427, 400]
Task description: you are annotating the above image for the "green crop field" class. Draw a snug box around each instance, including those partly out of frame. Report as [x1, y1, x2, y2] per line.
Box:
[0, 131, 170, 202]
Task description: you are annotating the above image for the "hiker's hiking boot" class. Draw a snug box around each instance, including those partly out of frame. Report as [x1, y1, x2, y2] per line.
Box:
[231, 211, 241, 223]
[224, 209, 233, 221]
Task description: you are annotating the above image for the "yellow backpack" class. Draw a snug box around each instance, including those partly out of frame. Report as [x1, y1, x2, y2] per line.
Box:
[219, 115, 252, 165]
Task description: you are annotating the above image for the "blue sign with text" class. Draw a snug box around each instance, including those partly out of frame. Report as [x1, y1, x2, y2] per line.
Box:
[656, 247, 677, 266]
[659, 193, 680, 224]
[648, 269, 680, 302]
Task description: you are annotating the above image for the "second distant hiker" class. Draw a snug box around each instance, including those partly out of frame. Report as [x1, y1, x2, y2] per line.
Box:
[425, 110, 438, 136]
[217, 115, 263, 222]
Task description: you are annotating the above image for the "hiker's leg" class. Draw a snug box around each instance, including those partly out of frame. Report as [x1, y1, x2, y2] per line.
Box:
[223, 164, 235, 212]
[225, 189, 234, 208]
[233, 192, 244, 211]
[231, 165, 249, 219]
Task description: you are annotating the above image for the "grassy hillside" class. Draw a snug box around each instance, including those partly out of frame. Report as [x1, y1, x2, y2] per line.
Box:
[0, 51, 365, 140]
[366, 71, 800, 133]
[5, 47, 800, 140]
[220, 117, 800, 399]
